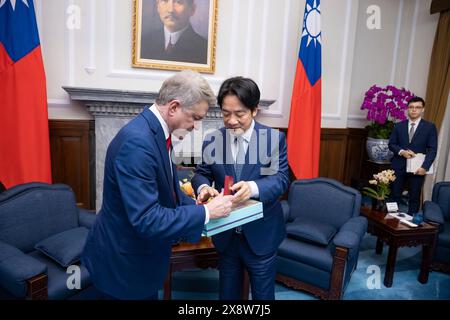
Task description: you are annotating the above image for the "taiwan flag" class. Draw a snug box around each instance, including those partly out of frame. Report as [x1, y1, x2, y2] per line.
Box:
[0, 0, 51, 188]
[287, 0, 321, 179]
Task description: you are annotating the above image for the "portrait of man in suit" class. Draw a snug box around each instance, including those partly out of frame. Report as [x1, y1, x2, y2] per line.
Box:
[388, 96, 438, 214]
[138, 0, 210, 65]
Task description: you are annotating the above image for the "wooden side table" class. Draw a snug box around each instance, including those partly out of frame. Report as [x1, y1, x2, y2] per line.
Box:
[163, 236, 249, 299]
[360, 206, 438, 287]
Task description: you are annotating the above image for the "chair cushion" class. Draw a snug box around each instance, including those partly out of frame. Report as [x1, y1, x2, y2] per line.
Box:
[34, 227, 89, 268]
[286, 219, 337, 246]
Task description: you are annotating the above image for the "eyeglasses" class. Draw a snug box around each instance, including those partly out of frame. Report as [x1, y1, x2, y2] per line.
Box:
[408, 106, 424, 110]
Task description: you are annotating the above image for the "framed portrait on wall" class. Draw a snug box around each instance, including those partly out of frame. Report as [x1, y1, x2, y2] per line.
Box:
[132, 0, 218, 73]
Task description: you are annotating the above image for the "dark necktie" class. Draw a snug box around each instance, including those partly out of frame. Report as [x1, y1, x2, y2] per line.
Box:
[166, 37, 174, 53]
[234, 136, 246, 181]
[409, 122, 415, 143]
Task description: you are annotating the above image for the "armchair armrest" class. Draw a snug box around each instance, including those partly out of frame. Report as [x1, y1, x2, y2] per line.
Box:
[280, 200, 290, 223]
[0, 241, 47, 298]
[333, 217, 367, 257]
[78, 208, 96, 229]
[423, 201, 445, 224]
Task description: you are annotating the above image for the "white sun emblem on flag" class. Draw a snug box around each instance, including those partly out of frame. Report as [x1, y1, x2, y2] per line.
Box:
[302, 0, 321, 47]
[0, 0, 29, 11]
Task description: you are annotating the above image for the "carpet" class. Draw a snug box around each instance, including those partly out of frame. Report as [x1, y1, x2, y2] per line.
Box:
[164, 233, 450, 300]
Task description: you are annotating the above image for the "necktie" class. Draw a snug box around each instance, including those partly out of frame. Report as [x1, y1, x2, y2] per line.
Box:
[409, 122, 415, 143]
[234, 136, 246, 181]
[166, 135, 172, 152]
[166, 36, 174, 53]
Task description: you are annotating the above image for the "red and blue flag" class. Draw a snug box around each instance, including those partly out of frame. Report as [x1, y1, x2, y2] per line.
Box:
[287, 0, 322, 179]
[0, 0, 51, 188]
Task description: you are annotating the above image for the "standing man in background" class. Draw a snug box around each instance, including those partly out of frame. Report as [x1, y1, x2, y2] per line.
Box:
[192, 77, 289, 300]
[388, 96, 438, 214]
[82, 70, 234, 300]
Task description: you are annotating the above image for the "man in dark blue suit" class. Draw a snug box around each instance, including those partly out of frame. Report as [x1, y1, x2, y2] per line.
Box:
[388, 96, 438, 214]
[82, 70, 234, 300]
[192, 77, 289, 300]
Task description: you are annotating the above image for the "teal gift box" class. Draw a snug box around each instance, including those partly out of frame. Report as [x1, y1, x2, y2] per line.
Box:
[203, 199, 263, 236]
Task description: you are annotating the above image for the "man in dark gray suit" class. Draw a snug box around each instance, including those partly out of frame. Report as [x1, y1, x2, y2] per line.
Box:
[141, 0, 208, 64]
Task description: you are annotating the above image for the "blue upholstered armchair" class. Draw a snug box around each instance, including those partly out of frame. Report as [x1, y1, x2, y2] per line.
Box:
[276, 178, 367, 300]
[0, 183, 99, 299]
[423, 181, 450, 272]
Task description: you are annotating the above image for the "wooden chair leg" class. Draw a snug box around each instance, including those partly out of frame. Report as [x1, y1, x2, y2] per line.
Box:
[327, 247, 348, 300]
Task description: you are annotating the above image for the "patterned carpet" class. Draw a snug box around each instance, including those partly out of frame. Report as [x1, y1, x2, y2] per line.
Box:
[163, 233, 450, 300]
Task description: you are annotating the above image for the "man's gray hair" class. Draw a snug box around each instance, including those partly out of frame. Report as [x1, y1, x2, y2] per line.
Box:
[156, 70, 216, 109]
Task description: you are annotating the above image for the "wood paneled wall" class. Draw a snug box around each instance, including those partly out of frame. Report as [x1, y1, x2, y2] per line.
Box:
[48, 120, 366, 210]
[320, 128, 367, 185]
[49, 120, 95, 209]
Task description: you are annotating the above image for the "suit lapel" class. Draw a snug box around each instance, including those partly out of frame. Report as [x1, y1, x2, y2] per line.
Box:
[411, 120, 425, 143]
[141, 108, 176, 206]
[239, 123, 263, 181]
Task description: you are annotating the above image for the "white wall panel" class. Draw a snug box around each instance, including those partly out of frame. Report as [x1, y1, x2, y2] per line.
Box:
[40, 0, 438, 127]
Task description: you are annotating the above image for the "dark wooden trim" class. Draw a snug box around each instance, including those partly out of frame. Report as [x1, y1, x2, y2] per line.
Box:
[328, 247, 348, 300]
[432, 261, 450, 273]
[26, 273, 48, 300]
[49, 120, 95, 209]
[431, 0, 450, 14]
[276, 273, 329, 300]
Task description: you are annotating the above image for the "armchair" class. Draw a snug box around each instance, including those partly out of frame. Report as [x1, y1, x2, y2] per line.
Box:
[0, 182, 98, 299]
[423, 181, 450, 273]
[276, 178, 367, 300]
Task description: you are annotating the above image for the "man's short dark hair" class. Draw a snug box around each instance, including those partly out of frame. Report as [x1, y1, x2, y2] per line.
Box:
[217, 77, 260, 112]
[158, 0, 194, 6]
[407, 96, 425, 107]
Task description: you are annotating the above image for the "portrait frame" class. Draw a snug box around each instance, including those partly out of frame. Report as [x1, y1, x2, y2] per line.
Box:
[132, 0, 218, 73]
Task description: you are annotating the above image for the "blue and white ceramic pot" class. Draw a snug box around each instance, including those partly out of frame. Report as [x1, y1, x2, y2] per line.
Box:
[366, 137, 393, 164]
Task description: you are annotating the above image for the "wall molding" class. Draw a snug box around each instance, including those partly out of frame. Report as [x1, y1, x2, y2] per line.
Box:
[257, 0, 270, 86]
[267, 0, 293, 118]
[405, 0, 420, 89]
[84, 0, 96, 75]
[390, 0, 404, 84]
[336, 0, 355, 123]
[64, 0, 75, 85]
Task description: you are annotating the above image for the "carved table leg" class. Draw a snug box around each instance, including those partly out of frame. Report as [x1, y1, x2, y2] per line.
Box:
[375, 237, 384, 255]
[384, 243, 398, 287]
[418, 243, 433, 284]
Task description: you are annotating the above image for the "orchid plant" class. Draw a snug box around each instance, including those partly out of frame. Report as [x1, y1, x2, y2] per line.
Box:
[363, 169, 396, 201]
[361, 85, 415, 139]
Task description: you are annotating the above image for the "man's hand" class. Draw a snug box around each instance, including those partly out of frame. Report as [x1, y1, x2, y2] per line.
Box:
[230, 181, 252, 204]
[415, 167, 426, 175]
[206, 191, 234, 219]
[400, 149, 415, 159]
[197, 186, 219, 203]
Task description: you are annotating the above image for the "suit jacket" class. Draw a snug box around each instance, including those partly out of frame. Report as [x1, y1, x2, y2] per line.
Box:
[141, 24, 208, 64]
[388, 119, 438, 172]
[192, 122, 289, 256]
[81, 108, 205, 299]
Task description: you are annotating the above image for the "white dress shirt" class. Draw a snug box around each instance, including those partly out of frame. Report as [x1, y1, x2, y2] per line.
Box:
[163, 25, 189, 48]
[198, 120, 260, 198]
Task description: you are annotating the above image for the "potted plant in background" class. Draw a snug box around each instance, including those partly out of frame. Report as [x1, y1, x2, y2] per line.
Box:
[361, 85, 414, 163]
[363, 169, 396, 212]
